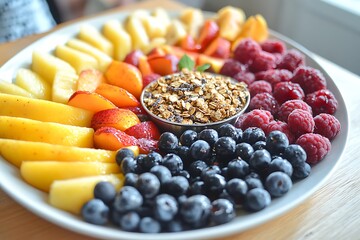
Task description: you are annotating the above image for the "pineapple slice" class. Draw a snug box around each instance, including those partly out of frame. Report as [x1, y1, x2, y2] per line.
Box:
[15, 68, 51, 100]
[20, 161, 120, 192]
[66, 39, 112, 72]
[55, 45, 99, 74]
[141, 15, 167, 39]
[152, 8, 171, 28]
[180, 8, 204, 38]
[78, 24, 114, 57]
[49, 174, 124, 214]
[52, 70, 78, 104]
[165, 19, 187, 46]
[0, 116, 94, 148]
[31, 51, 76, 84]
[0, 93, 93, 127]
[102, 20, 132, 61]
[125, 16, 150, 51]
[0, 80, 34, 98]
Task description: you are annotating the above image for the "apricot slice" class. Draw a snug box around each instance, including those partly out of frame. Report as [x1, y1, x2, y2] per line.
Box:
[197, 54, 225, 73]
[105, 60, 143, 99]
[95, 83, 140, 108]
[138, 56, 153, 76]
[197, 20, 219, 50]
[148, 54, 179, 76]
[91, 108, 140, 131]
[68, 91, 116, 113]
[77, 69, 106, 92]
[203, 37, 231, 59]
[93, 127, 138, 151]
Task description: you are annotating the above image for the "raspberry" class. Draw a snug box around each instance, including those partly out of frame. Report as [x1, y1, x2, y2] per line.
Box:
[219, 59, 246, 77]
[287, 109, 314, 137]
[249, 93, 279, 115]
[239, 109, 273, 130]
[314, 113, 341, 140]
[249, 80, 272, 96]
[143, 73, 161, 87]
[233, 71, 255, 86]
[265, 120, 295, 143]
[291, 66, 326, 94]
[255, 69, 292, 87]
[277, 100, 312, 122]
[249, 51, 276, 73]
[305, 89, 338, 115]
[233, 38, 262, 64]
[261, 40, 286, 54]
[296, 133, 331, 164]
[277, 49, 305, 72]
[273, 81, 305, 104]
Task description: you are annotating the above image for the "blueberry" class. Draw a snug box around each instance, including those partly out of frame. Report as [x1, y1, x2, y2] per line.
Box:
[136, 173, 161, 199]
[116, 148, 135, 166]
[211, 199, 236, 225]
[225, 178, 248, 203]
[266, 130, 289, 155]
[163, 176, 189, 197]
[180, 195, 211, 228]
[162, 153, 184, 175]
[158, 132, 179, 153]
[218, 123, 238, 140]
[201, 165, 221, 181]
[113, 186, 143, 213]
[227, 159, 250, 179]
[139, 217, 161, 233]
[81, 199, 109, 225]
[189, 140, 211, 161]
[218, 190, 236, 205]
[121, 156, 137, 174]
[245, 177, 264, 190]
[214, 137, 236, 159]
[292, 162, 311, 179]
[141, 152, 162, 171]
[249, 149, 272, 172]
[189, 180, 206, 195]
[235, 143, 254, 161]
[269, 157, 293, 177]
[198, 129, 219, 147]
[177, 195, 188, 207]
[204, 173, 226, 196]
[175, 145, 190, 165]
[245, 188, 271, 212]
[154, 194, 178, 222]
[164, 218, 184, 232]
[235, 128, 243, 143]
[119, 211, 140, 232]
[252, 141, 267, 151]
[265, 171, 293, 197]
[188, 160, 208, 178]
[180, 130, 198, 147]
[176, 170, 191, 180]
[283, 144, 307, 167]
[93, 181, 116, 205]
[221, 167, 229, 180]
[134, 154, 147, 174]
[124, 173, 139, 187]
[150, 165, 172, 184]
[242, 127, 266, 145]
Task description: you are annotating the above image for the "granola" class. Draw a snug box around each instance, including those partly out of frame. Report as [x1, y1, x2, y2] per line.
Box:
[142, 70, 249, 124]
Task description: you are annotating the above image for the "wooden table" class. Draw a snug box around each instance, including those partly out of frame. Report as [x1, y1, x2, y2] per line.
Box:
[1, 0, 360, 239]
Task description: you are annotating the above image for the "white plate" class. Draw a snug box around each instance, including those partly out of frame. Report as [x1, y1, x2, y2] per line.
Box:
[0, 10, 349, 240]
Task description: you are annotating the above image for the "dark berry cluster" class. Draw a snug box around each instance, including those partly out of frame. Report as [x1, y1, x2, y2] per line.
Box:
[81, 125, 311, 233]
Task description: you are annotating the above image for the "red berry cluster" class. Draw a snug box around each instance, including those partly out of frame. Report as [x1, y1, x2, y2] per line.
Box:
[224, 38, 341, 164]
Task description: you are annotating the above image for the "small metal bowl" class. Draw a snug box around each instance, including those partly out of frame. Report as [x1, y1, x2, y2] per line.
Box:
[140, 72, 250, 136]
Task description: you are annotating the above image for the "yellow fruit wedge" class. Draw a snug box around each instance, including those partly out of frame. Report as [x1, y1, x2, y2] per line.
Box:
[0, 116, 94, 148]
[78, 24, 114, 57]
[125, 16, 150, 51]
[217, 6, 246, 42]
[0, 93, 93, 127]
[141, 15, 167, 39]
[0, 138, 116, 167]
[152, 8, 171, 28]
[102, 20, 132, 61]
[52, 70, 78, 104]
[0, 80, 34, 98]
[179, 8, 204, 38]
[66, 38, 112, 72]
[15, 68, 51, 100]
[55, 45, 99, 74]
[165, 20, 187, 46]
[31, 51, 76, 84]
[49, 174, 124, 214]
[20, 161, 120, 192]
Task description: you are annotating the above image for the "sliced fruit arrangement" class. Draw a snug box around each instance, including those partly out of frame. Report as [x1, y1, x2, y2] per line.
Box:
[0, 6, 342, 235]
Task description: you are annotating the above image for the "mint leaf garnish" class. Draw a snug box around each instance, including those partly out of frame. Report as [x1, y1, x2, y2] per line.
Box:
[178, 54, 195, 71]
[196, 63, 211, 72]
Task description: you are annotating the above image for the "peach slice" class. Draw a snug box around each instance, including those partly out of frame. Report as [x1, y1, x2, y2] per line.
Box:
[91, 108, 140, 131]
[180, 35, 201, 52]
[197, 20, 219, 50]
[95, 83, 140, 108]
[138, 56, 153, 76]
[148, 54, 179, 76]
[94, 126, 138, 151]
[203, 37, 231, 59]
[68, 91, 116, 112]
[77, 69, 106, 92]
[197, 54, 225, 73]
[105, 61, 143, 99]
[147, 47, 166, 59]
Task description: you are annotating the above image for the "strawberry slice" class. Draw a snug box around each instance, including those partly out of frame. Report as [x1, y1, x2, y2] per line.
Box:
[125, 121, 161, 140]
[137, 138, 159, 154]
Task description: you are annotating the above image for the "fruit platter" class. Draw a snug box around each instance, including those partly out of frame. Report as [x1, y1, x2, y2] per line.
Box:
[0, 5, 348, 240]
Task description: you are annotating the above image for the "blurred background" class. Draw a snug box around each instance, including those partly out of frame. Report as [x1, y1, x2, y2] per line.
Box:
[0, 0, 359, 75]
